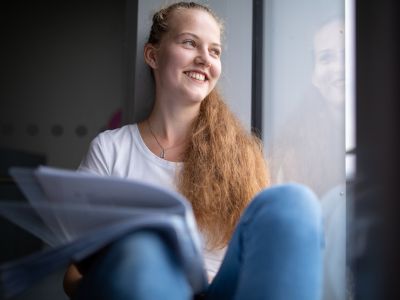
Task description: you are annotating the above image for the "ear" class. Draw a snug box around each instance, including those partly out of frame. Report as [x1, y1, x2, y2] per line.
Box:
[144, 43, 158, 69]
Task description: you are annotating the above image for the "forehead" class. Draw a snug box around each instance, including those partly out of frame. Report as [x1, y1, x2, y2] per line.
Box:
[314, 21, 344, 52]
[166, 8, 221, 43]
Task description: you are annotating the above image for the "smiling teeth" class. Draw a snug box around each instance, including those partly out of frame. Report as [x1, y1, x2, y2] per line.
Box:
[186, 72, 206, 81]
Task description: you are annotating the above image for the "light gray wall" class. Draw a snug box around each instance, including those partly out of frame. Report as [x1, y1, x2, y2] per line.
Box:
[129, 0, 253, 130]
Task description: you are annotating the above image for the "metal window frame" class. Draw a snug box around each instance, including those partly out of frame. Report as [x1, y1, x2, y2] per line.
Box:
[251, 0, 264, 139]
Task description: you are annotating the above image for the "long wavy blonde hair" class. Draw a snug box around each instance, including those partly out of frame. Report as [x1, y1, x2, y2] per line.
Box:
[148, 2, 270, 249]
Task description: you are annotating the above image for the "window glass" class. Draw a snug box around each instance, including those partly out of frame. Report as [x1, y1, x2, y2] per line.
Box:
[262, 1, 348, 299]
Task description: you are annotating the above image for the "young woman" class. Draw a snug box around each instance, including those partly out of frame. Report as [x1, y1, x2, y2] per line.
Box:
[64, 2, 323, 299]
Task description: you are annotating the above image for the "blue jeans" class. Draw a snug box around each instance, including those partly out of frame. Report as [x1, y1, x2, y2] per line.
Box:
[75, 184, 323, 300]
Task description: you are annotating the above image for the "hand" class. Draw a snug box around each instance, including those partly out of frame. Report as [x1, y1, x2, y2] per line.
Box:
[63, 264, 83, 298]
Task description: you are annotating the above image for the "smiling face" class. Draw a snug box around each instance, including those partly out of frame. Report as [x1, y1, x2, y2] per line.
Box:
[145, 8, 222, 105]
[312, 19, 345, 106]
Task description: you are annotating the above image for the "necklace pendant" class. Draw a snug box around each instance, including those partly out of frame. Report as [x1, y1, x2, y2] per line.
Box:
[160, 149, 165, 159]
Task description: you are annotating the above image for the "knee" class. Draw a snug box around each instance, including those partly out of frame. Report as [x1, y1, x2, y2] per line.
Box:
[242, 184, 322, 237]
[78, 231, 172, 298]
[111, 231, 163, 255]
[106, 231, 169, 268]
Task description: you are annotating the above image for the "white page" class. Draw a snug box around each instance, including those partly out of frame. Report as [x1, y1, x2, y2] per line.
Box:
[9, 168, 70, 244]
[0, 201, 60, 246]
[1, 166, 208, 298]
[34, 166, 203, 253]
[35, 166, 188, 211]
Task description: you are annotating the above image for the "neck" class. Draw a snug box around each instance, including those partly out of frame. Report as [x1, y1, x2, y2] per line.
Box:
[138, 97, 201, 161]
[147, 98, 200, 145]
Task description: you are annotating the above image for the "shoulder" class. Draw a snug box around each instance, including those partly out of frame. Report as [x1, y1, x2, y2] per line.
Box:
[96, 124, 137, 145]
[78, 124, 138, 175]
[90, 124, 139, 161]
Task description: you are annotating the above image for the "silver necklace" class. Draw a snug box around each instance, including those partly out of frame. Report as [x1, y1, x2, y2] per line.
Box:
[147, 120, 168, 158]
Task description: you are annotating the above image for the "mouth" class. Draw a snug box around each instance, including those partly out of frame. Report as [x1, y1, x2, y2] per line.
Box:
[332, 78, 345, 88]
[184, 71, 208, 82]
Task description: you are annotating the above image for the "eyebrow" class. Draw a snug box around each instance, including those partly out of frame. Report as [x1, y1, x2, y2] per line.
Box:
[176, 32, 222, 48]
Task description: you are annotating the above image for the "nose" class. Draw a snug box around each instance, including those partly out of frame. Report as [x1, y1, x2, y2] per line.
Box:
[195, 48, 211, 67]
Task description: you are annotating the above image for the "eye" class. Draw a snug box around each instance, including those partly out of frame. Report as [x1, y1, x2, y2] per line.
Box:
[210, 48, 221, 58]
[317, 50, 334, 65]
[182, 39, 196, 48]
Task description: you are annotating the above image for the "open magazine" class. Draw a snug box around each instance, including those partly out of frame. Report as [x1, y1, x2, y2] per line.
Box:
[0, 166, 207, 298]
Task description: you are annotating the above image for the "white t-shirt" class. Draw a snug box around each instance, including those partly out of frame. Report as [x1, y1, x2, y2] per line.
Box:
[79, 124, 226, 280]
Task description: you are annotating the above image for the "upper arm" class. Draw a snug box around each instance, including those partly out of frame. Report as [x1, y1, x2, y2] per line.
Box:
[78, 134, 110, 175]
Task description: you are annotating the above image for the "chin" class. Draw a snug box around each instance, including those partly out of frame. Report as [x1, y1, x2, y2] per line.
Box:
[184, 90, 210, 103]
[189, 96, 207, 104]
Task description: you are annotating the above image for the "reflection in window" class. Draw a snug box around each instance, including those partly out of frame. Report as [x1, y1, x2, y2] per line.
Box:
[262, 1, 348, 299]
[270, 18, 345, 197]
